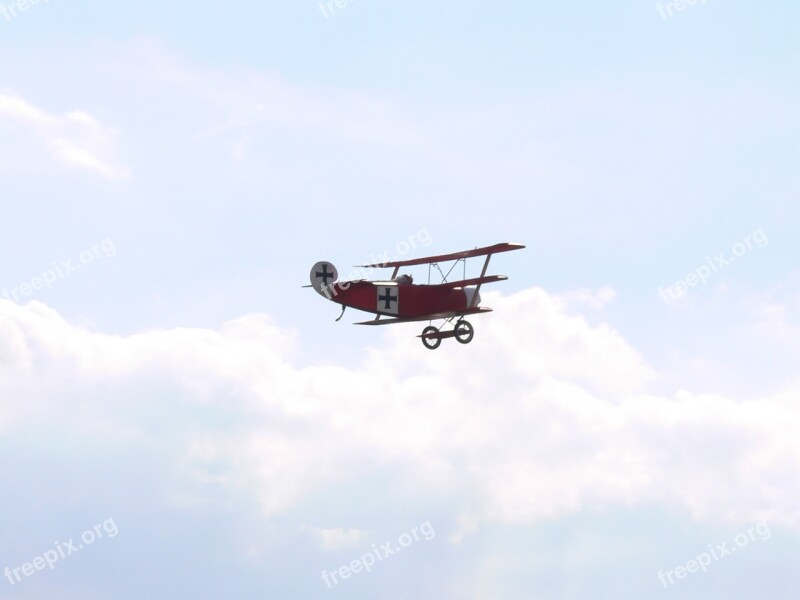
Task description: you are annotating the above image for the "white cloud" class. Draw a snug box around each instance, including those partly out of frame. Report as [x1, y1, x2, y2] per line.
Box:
[0, 92, 57, 126]
[556, 285, 617, 310]
[0, 91, 129, 179]
[746, 272, 800, 346]
[302, 525, 367, 551]
[1, 286, 799, 544]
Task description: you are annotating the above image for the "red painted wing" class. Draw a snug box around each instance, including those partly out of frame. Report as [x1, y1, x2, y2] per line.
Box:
[357, 242, 525, 269]
[354, 307, 493, 325]
[439, 275, 507, 288]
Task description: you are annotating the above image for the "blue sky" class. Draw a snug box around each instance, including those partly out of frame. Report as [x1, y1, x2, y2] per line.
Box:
[1, 1, 799, 598]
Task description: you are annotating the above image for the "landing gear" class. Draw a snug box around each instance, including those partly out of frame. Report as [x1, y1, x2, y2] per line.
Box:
[454, 319, 474, 344]
[421, 326, 441, 350]
[419, 319, 474, 349]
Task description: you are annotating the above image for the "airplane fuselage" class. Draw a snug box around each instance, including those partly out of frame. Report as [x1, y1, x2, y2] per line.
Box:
[321, 280, 478, 319]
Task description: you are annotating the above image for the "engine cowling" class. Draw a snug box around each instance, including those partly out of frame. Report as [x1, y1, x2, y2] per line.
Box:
[464, 287, 481, 309]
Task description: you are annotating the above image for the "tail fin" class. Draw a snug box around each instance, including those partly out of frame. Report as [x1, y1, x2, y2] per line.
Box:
[309, 261, 338, 298]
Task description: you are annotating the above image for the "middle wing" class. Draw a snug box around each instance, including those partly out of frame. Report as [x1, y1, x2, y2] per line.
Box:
[439, 275, 507, 288]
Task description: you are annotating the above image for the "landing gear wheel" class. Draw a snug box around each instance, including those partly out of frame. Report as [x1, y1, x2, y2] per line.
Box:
[454, 320, 474, 344]
[421, 326, 441, 350]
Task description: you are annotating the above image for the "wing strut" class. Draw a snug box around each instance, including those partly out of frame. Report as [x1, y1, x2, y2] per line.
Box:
[470, 254, 492, 308]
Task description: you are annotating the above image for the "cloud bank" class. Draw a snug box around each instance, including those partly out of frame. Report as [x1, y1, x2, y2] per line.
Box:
[2, 287, 798, 547]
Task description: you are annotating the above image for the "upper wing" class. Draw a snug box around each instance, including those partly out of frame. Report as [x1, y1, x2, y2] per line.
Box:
[357, 242, 525, 269]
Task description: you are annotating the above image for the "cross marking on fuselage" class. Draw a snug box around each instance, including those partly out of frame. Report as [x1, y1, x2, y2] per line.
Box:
[379, 288, 397, 310]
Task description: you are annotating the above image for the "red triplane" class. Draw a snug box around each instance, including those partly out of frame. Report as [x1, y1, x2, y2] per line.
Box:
[307, 242, 525, 349]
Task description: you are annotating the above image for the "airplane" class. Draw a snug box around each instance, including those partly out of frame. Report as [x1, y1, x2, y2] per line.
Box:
[306, 242, 525, 349]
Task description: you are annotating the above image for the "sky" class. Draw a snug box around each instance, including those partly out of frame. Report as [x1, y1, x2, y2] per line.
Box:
[1, 0, 799, 598]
